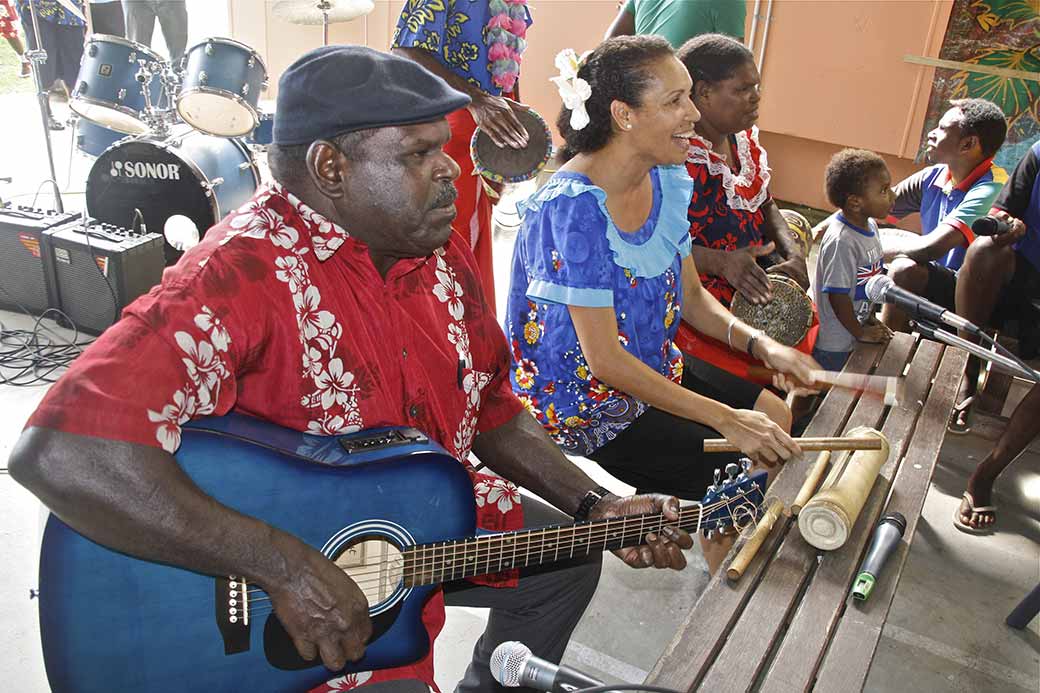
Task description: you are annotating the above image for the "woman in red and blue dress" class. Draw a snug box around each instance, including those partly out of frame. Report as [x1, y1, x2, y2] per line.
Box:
[0, 0, 30, 78]
[392, 0, 533, 314]
[505, 36, 819, 574]
[675, 34, 818, 385]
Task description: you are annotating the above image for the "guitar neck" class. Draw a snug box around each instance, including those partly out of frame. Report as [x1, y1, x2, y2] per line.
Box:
[402, 505, 715, 586]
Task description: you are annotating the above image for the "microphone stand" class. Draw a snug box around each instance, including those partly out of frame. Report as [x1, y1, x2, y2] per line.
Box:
[24, 0, 64, 212]
[912, 320, 1040, 384]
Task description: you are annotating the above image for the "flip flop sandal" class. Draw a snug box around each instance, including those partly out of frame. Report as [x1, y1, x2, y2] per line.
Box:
[953, 491, 996, 534]
[948, 396, 974, 435]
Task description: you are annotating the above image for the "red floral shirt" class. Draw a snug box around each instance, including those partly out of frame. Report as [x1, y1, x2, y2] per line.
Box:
[684, 126, 772, 307]
[28, 184, 526, 691]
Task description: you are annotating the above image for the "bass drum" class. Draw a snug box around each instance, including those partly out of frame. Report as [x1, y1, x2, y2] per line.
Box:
[86, 127, 260, 264]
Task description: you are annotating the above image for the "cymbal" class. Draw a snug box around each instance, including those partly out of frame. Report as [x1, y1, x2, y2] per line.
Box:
[272, 0, 375, 25]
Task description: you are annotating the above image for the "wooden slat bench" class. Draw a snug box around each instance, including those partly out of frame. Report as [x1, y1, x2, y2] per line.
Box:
[644, 332, 969, 693]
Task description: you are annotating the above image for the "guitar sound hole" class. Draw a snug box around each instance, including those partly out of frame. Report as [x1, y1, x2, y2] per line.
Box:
[333, 535, 405, 609]
[262, 535, 406, 671]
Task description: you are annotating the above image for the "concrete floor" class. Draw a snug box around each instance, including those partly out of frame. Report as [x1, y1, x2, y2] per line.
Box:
[1, 28, 1038, 692]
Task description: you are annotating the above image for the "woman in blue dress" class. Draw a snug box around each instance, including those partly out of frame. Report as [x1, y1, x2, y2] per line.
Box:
[505, 36, 819, 572]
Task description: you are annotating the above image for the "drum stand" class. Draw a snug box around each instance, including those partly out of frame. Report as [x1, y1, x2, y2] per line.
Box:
[136, 60, 181, 138]
[24, 0, 64, 212]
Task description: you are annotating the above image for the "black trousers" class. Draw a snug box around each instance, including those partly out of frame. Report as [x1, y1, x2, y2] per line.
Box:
[88, 1, 125, 37]
[588, 358, 763, 501]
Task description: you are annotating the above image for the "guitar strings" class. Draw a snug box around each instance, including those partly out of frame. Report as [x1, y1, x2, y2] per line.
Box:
[241, 492, 758, 603]
[241, 492, 752, 598]
[243, 498, 759, 619]
[241, 491, 760, 614]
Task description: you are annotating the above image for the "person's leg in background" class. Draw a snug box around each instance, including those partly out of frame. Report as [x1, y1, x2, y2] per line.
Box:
[121, 0, 156, 48]
[152, 0, 186, 61]
[955, 383, 1040, 532]
[951, 236, 1017, 431]
[0, 0, 30, 76]
[443, 497, 603, 692]
[89, 1, 126, 37]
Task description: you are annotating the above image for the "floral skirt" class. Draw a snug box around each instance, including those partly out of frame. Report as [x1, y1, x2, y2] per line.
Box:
[0, 0, 20, 40]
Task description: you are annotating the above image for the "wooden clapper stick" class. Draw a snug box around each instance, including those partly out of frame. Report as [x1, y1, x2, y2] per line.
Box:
[747, 366, 904, 406]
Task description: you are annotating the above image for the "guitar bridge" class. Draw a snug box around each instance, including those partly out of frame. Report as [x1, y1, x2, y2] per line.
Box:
[214, 575, 251, 655]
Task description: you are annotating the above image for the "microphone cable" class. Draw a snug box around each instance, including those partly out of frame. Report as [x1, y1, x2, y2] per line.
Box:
[574, 682, 678, 686]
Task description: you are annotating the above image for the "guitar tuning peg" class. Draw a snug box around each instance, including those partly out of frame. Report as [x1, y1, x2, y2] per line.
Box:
[705, 529, 715, 540]
[725, 462, 740, 482]
[713, 468, 722, 486]
[741, 458, 753, 472]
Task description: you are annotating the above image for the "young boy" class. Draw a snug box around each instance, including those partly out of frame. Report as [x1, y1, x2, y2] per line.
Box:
[813, 149, 894, 371]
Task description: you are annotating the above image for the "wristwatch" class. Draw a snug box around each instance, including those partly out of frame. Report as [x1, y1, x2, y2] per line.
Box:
[573, 486, 612, 522]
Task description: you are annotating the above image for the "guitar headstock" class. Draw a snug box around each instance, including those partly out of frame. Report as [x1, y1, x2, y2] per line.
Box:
[699, 460, 767, 537]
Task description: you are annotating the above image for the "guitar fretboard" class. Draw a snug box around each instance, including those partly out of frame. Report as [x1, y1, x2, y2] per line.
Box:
[401, 505, 718, 586]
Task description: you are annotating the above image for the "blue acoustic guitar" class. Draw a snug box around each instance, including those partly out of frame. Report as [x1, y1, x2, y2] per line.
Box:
[37, 413, 766, 692]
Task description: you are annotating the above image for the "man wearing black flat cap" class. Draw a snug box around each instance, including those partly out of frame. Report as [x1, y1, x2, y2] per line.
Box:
[10, 46, 692, 692]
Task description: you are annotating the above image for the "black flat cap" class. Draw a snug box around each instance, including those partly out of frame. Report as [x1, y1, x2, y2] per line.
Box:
[273, 45, 471, 146]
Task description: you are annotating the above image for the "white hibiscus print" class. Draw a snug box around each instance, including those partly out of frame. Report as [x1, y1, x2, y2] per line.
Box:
[228, 204, 287, 241]
[301, 345, 324, 379]
[314, 358, 358, 410]
[147, 389, 198, 452]
[474, 478, 522, 514]
[194, 307, 230, 352]
[312, 234, 345, 261]
[275, 255, 308, 293]
[447, 323, 470, 360]
[293, 285, 336, 340]
[433, 266, 465, 321]
[174, 331, 229, 397]
[306, 413, 349, 435]
[324, 671, 372, 690]
[462, 370, 491, 407]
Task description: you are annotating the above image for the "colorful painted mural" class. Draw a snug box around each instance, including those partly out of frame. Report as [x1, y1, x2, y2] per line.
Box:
[920, 0, 1039, 169]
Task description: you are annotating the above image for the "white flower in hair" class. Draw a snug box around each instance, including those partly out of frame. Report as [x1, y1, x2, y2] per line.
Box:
[551, 48, 592, 131]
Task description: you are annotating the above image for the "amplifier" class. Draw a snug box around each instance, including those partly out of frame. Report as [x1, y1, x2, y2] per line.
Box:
[0, 205, 81, 314]
[42, 219, 165, 334]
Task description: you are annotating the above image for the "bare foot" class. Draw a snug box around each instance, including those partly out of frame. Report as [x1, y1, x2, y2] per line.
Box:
[955, 476, 996, 532]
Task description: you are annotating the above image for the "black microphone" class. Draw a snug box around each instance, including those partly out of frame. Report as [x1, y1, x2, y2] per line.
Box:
[971, 215, 1011, 236]
[864, 274, 981, 335]
[490, 641, 603, 692]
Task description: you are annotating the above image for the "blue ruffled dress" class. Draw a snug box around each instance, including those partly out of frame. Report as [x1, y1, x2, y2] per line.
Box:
[505, 165, 695, 455]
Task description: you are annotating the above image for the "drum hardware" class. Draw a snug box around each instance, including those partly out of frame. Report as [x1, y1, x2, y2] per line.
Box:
[273, 0, 376, 46]
[22, 0, 64, 212]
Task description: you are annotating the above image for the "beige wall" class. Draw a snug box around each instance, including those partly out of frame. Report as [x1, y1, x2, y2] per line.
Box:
[227, 0, 951, 211]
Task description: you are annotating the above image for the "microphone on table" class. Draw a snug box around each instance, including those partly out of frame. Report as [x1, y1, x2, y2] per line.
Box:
[491, 641, 603, 692]
[851, 511, 906, 602]
[971, 215, 1012, 237]
[864, 274, 982, 336]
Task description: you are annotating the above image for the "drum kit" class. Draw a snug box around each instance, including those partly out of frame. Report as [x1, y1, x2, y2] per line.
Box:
[67, 33, 266, 263]
[64, 1, 377, 264]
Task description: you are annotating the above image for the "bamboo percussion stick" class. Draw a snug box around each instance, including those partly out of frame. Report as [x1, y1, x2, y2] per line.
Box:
[726, 497, 784, 582]
[746, 366, 903, 405]
[810, 370, 903, 406]
[703, 436, 884, 453]
[791, 450, 832, 516]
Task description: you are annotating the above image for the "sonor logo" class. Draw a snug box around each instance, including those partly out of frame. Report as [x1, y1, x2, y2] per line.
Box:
[110, 160, 182, 180]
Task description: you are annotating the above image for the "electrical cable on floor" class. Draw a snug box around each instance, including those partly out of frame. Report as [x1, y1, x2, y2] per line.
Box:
[0, 286, 93, 386]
